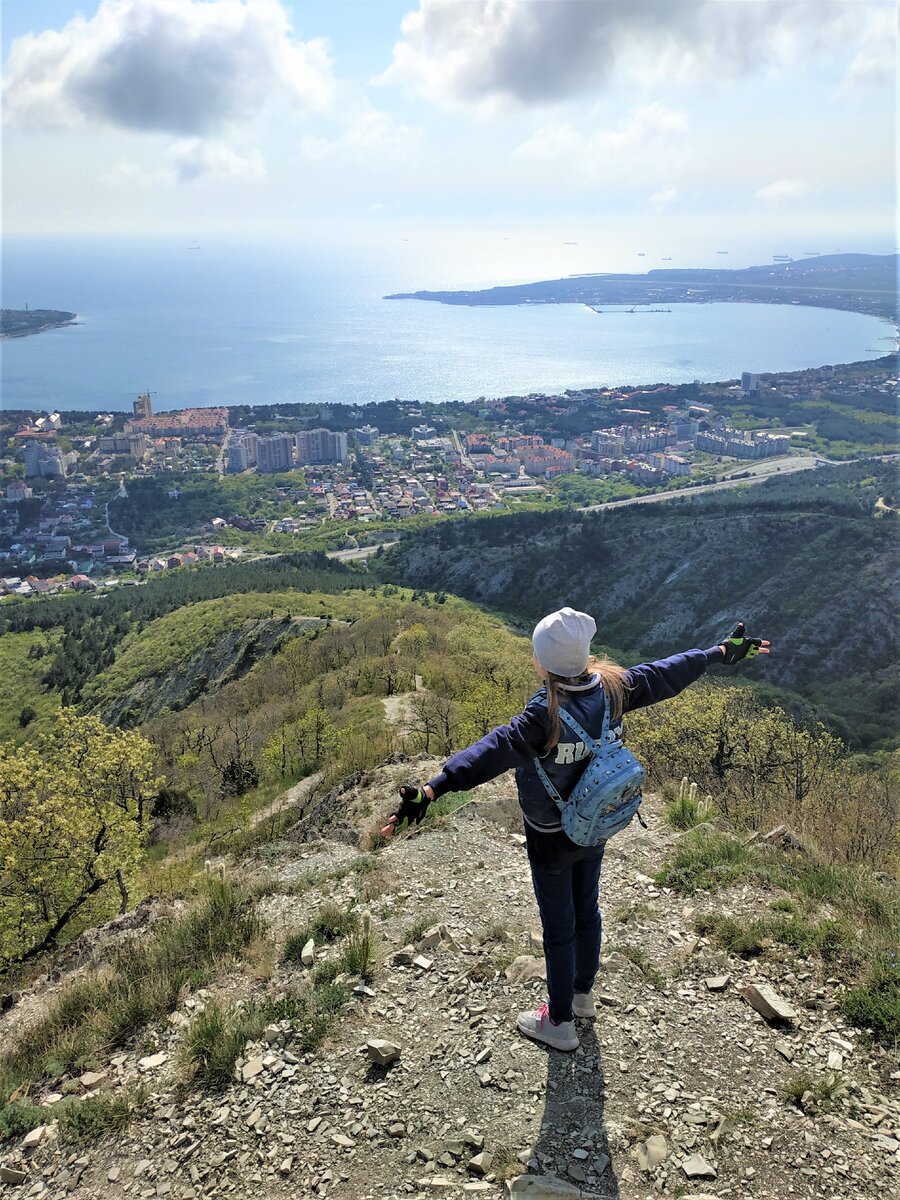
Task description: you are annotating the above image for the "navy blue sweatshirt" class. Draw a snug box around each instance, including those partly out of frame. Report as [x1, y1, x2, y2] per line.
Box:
[426, 646, 725, 832]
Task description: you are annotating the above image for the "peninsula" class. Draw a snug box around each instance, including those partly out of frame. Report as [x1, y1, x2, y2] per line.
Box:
[386, 252, 898, 322]
[0, 309, 78, 340]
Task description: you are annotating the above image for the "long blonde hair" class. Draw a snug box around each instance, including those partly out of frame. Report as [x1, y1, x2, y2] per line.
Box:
[542, 655, 631, 755]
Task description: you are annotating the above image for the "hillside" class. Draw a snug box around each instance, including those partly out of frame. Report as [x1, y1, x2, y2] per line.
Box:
[1, 769, 897, 1200]
[378, 462, 900, 748]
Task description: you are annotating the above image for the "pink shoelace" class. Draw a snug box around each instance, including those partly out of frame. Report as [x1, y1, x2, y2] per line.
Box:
[533, 1002, 550, 1021]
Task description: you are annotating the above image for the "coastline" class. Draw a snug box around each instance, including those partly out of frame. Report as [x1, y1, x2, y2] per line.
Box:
[0, 316, 80, 342]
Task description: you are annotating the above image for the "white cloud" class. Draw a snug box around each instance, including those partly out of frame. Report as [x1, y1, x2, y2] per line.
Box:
[378, 0, 880, 109]
[300, 108, 423, 163]
[101, 139, 265, 187]
[3, 0, 334, 134]
[170, 139, 265, 183]
[650, 186, 680, 210]
[754, 178, 809, 206]
[515, 104, 688, 179]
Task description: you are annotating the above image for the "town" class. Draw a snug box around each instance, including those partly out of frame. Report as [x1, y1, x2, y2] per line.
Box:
[0, 353, 895, 599]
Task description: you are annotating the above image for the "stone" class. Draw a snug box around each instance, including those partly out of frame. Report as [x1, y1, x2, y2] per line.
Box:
[390, 946, 415, 966]
[107, 1167, 121, 1182]
[461, 1130, 484, 1150]
[413, 955, 433, 970]
[681, 1154, 717, 1179]
[300, 938, 315, 967]
[0, 1167, 27, 1184]
[21, 1126, 48, 1150]
[278, 1157, 293, 1175]
[263, 1024, 283, 1045]
[416, 1176, 458, 1188]
[774, 1040, 795, 1061]
[505, 955, 547, 984]
[331, 1133, 355, 1148]
[138, 1052, 168, 1070]
[739, 983, 797, 1023]
[469, 1152, 493, 1175]
[79, 1070, 108, 1089]
[241, 1057, 264, 1082]
[704, 975, 731, 992]
[761, 825, 806, 853]
[507, 1176, 583, 1196]
[636, 1134, 669, 1172]
[366, 1039, 401, 1067]
[827, 1051, 843, 1071]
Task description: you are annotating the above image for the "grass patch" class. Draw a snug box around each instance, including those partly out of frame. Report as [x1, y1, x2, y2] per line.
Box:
[56, 1091, 143, 1142]
[283, 902, 360, 963]
[403, 915, 438, 944]
[181, 1000, 252, 1089]
[694, 912, 855, 962]
[0, 879, 261, 1110]
[769, 897, 797, 913]
[336, 917, 378, 979]
[780, 1071, 845, 1114]
[654, 829, 752, 894]
[423, 790, 472, 824]
[840, 951, 900, 1047]
[613, 944, 666, 990]
[477, 923, 510, 944]
[663, 780, 712, 831]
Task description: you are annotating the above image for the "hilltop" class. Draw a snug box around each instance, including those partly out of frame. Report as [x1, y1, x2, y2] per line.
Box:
[1, 764, 897, 1200]
[0, 310, 78, 340]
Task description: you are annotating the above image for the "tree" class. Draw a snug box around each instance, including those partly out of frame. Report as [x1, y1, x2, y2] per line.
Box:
[0, 709, 160, 969]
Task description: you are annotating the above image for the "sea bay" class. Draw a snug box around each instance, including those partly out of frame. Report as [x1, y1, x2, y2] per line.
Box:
[1, 237, 893, 413]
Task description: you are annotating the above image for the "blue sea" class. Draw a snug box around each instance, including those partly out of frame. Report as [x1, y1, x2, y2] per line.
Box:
[1, 236, 894, 413]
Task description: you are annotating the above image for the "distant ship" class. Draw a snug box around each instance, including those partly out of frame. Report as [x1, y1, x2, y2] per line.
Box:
[186, 242, 200, 250]
[716, 250, 728, 254]
[563, 241, 578, 245]
[637, 252, 646, 256]
[662, 257, 672, 261]
[803, 251, 820, 256]
[773, 255, 792, 261]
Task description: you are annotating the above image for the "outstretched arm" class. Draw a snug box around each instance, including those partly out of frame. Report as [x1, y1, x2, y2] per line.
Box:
[625, 622, 770, 713]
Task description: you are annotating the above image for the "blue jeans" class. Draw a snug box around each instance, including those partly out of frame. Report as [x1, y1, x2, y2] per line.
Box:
[525, 823, 606, 1024]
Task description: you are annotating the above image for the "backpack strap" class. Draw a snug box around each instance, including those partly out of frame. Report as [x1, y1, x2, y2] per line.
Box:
[531, 688, 613, 808]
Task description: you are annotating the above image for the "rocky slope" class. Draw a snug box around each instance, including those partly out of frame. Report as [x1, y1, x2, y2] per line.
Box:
[1, 764, 897, 1200]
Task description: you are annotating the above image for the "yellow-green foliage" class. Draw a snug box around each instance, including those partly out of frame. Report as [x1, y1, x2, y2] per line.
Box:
[628, 682, 898, 870]
[81, 590, 384, 709]
[145, 597, 534, 827]
[0, 630, 61, 745]
[0, 709, 161, 969]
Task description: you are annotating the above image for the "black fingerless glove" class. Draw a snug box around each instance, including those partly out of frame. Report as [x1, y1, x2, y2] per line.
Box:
[392, 785, 431, 827]
[720, 621, 763, 665]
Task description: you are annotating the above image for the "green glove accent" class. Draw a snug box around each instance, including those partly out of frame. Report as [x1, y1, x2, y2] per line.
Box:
[721, 621, 763, 665]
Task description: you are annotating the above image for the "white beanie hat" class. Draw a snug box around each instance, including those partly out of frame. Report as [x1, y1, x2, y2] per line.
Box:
[532, 607, 596, 677]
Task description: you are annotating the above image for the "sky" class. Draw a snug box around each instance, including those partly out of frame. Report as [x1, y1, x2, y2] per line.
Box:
[1, 0, 896, 258]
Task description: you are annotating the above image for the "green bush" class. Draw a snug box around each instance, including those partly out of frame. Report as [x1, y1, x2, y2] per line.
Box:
[655, 830, 752, 894]
[337, 918, 378, 980]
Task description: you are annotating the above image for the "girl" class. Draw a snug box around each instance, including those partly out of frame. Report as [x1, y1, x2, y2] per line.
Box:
[383, 608, 769, 1051]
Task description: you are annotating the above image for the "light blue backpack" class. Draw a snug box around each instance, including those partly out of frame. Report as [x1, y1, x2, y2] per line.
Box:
[532, 694, 645, 846]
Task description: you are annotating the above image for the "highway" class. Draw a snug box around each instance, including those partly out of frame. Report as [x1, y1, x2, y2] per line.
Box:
[577, 454, 821, 513]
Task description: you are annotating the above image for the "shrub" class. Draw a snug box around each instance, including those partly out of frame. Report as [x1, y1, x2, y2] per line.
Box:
[181, 1000, 250, 1089]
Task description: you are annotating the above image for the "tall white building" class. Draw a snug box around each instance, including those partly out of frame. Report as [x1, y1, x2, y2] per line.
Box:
[257, 434, 295, 473]
[295, 428, 348, 465]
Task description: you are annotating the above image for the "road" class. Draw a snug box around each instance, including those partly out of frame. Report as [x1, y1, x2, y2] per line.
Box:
[578, 454, 821, 513]
[326, 539, 399, 562]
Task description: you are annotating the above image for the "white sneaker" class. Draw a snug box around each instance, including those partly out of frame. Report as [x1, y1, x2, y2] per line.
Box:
[516, 1002, 579, 1051]
[573, 992, 596, 1019]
